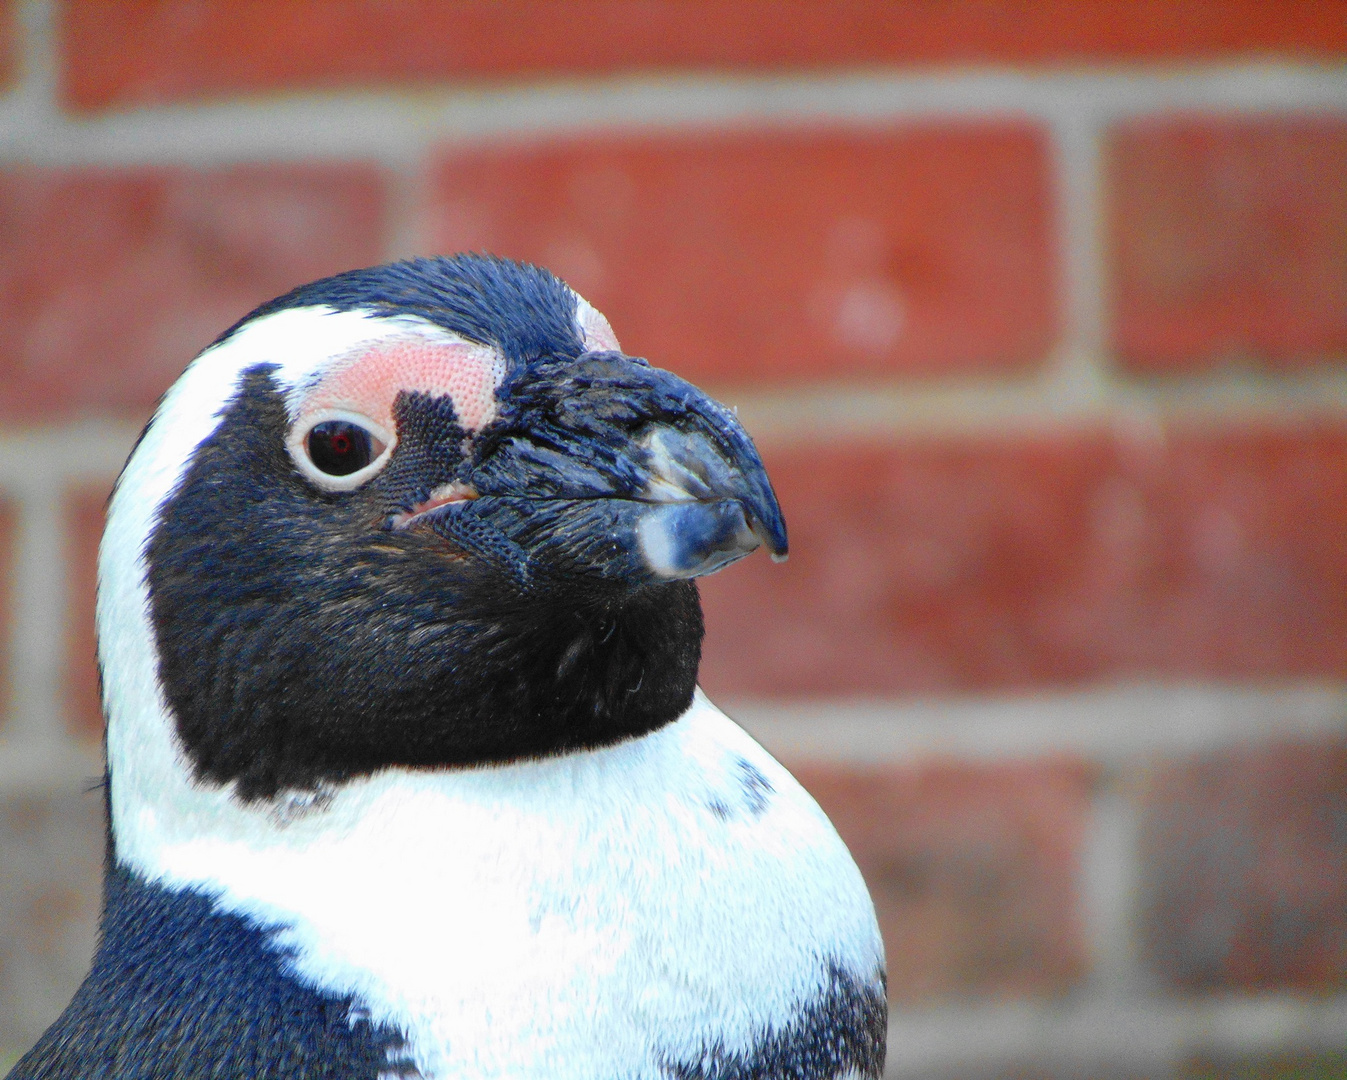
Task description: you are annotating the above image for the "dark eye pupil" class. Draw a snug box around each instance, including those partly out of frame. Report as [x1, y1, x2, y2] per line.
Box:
[307, 420, 374, 476]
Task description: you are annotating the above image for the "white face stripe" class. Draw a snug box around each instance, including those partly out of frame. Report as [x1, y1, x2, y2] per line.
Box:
[575, 294, 620, 352]
[100, 288, 611, 875]
[100, 306, 501, 871]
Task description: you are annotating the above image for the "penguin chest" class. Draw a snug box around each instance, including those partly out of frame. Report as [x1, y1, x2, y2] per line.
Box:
[145, 707, 885, 1079]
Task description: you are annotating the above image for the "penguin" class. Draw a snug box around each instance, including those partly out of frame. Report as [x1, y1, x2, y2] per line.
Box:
[12, 254, 886, 1080]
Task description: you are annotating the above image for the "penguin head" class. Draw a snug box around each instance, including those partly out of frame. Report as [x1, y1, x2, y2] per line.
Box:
[99, 255, 786, 835]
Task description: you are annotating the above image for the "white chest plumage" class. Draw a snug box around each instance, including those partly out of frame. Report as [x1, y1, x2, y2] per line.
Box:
[127, 692, 884, 1080]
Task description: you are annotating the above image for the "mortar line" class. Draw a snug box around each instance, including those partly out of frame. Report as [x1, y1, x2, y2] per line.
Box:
[0, 372, 1339, 470]
[1079, 779, 1148, 1003]
[384, 152, 436, 263]
[5, 0, 60, 125]
[0, 379, 1346, 476]
[729, 682, 1347, 768]
[1044, 102, 1111, 409]
[0, 65, 1344, 167]
[715, 369, 1347, 445]
[0, 423, 136, 752]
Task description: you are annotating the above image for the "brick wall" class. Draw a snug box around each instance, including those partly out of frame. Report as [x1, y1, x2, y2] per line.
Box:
[1, 3, 1345, 1077]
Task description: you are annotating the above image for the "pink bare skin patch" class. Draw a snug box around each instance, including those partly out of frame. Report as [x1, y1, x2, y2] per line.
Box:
[576, 296, 620, 353]
[299, 332, 508, 439]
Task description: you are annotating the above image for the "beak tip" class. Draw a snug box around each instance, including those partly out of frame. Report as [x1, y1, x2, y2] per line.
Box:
[750, 513, 788, 564]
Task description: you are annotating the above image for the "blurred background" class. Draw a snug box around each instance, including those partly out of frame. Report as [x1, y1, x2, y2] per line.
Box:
[1, 2, 1345, 1077]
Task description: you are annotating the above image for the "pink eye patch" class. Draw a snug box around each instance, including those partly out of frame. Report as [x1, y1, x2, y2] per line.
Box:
[299, 334, 508, 437]
[577, 298, 620, 353]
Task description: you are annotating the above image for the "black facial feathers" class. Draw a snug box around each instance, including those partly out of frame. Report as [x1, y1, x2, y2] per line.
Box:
[146, 365, 703, 800]
[143, 256, 733, 800]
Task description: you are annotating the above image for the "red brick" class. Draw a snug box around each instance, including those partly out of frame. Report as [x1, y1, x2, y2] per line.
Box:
[799, 759, 1093, 1002]
[60, 1, 1347, 112]
[431, 126, 1057, 384]
[699, 422, 1347, 696]
[0, 165, 385, 421]
[65, 482, 110, 740]
[1138, 741, 1347, 993]
[1109, 117, 1347, 374]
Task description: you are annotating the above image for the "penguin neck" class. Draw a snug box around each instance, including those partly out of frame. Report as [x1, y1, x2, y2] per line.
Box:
[440, 575, 707, 761]
[143, 565, 706, 801]
[105, 688, 728, 896]
[103, 576, 705, 877]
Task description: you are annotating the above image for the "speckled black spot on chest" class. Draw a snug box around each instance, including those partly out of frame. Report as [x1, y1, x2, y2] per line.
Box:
[664, 963, 887, 1080]
[145, 365, 702, 800]
[709, 757, 776, 822]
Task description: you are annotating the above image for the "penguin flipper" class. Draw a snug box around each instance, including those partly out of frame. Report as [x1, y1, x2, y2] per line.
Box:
[9, 864, 415, 1080]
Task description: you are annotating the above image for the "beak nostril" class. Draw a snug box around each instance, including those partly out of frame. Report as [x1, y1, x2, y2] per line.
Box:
[628, 413, 786, 578]
[640, 427, 721, 504]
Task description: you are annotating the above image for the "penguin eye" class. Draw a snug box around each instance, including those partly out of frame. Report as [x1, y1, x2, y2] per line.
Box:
[289, 412, 393, 492]
[307, 420, 382, 476]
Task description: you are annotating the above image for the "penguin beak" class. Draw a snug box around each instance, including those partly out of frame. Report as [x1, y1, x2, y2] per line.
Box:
[398, 351, 787, 588]
[631, 422, 788, 579]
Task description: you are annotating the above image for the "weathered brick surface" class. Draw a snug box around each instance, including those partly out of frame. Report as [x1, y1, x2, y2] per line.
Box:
[65, 483, 111, 740]
[60, 1, 1347, 112]
[0, 787, 102, 1059]
[3, 11, 1346, 1075]
[1109, 117, 1347, 374]
[799, 758, 1093, 1003]
[699, 423, 1347, 696]
[0, 165, 385, 420]
[1138, 741, 1347, 992]
[432, 126, 1057, 385]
